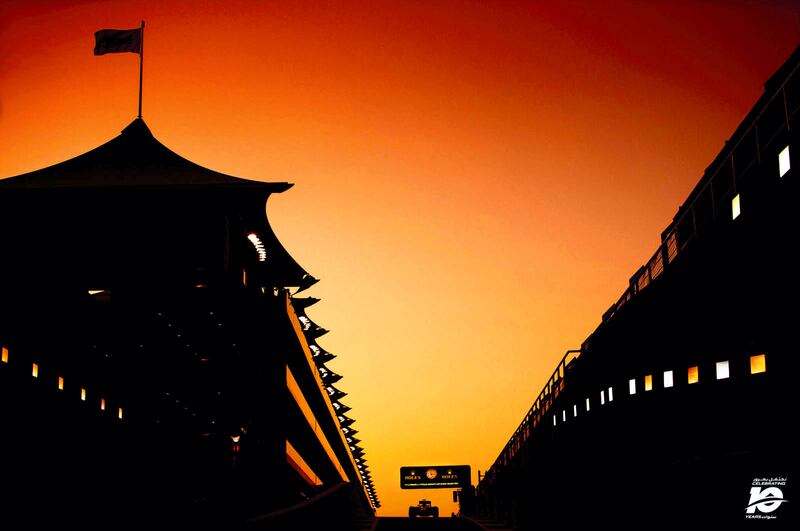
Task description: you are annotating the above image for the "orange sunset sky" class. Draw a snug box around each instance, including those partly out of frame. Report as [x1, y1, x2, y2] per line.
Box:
[1, 0, 799, 517]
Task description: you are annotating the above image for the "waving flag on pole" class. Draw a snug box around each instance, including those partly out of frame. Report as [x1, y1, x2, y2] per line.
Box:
[94, 28, 141, 55]
[93, 22, 146, 118]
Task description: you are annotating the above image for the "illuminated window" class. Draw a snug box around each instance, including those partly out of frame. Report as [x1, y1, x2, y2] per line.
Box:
[779, 146, 791, 177]
[242, 269, 247, 287]
[644, 374, 653, 391]
[732, 194, 741, 220]
[58, 376, 64, 391]
[553, 414, 557, 426]
[716, 360, 730, 380]
[100, 398, 106, 411]
[1, 346, 8, 363]
[607, 386, 614, 402]
[81, 388, 87, 401]
[628, 379, 636, 395]
[663, 370, 674, 388]
[600, 390, 605, 405]
[32, 363, 38, 378]
[286, 440, 322, 487]
[118, 408, 124, 420]
[688, 366, 699, 384]
[573, 404, 577, 417]
[247, 233, 267, 262]
[750, 354, 766, 374]
[585, 397, 590, 412]
[562, 410, 566, 422]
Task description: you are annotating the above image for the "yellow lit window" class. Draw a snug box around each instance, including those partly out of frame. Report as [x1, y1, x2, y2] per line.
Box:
[732, 194, 741, 220]
[242, 269, 248, 287]
[100, 398, 106, 411]
[1, 346, 8, 363]
[688, 366, 699, 384]
[32, 363, 39, 378]
[286, 440, 322, 486]
[644, 374, 653, 391]
[779, 146, 791, 178]
[58, 376, 64, 391]
[663, 370, 674, 388]
[716, 360, 730, 380]
[81, 388, 87, 401]
[750, 354, 766, 374]
[118, 408, 124, 420]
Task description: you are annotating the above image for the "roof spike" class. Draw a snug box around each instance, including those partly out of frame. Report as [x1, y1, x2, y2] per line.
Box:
[291, 296, 321, 309]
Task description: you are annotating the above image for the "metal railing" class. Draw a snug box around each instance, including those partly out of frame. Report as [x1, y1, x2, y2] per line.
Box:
[495, 349, 581, 466]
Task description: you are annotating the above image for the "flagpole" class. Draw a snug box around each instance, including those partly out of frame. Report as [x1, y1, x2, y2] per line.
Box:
[138, 20, 145, 119]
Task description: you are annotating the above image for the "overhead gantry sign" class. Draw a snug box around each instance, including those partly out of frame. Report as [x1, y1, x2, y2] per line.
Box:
[400, 465, 471, 489]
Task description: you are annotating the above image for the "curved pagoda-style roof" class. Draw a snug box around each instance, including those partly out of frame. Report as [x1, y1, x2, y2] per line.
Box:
[0, 118, 291, 191]
[0, 118, 310, 288]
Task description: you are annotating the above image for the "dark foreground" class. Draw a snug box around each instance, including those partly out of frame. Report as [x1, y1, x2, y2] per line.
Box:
[375, 517, 484, 531]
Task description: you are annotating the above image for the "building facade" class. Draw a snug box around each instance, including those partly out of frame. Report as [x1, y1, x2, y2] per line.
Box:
[474, 44, 800, 527]
[0, 119, 377, 528]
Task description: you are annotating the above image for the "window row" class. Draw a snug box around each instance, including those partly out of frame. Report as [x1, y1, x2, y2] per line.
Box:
[553, 354, 766, 426]
[1, 345, 123, 420]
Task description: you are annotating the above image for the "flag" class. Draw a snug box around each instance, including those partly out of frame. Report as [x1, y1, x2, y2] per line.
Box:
[94, 28, 141, 55]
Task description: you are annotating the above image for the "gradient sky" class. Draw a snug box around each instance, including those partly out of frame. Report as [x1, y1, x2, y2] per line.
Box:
[1, 0, 799, 517]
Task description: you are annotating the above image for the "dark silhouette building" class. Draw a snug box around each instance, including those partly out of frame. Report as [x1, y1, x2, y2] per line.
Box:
[474, 45, 800, 527]
[0, 119, 378, 528]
